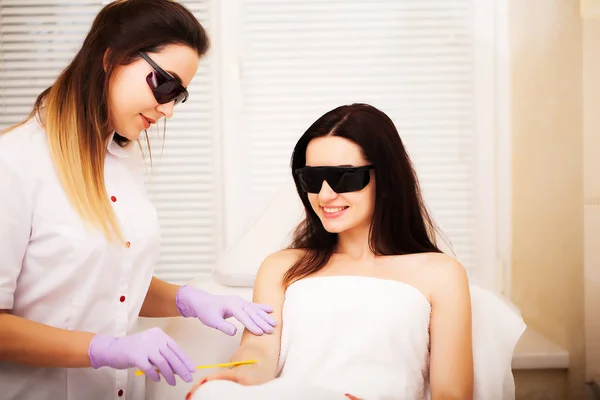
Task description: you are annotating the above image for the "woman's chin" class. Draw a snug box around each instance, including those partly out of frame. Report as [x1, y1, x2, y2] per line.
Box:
[319, 214, 371, 235]
[118, 129, 142, 141]
[320, 220, 351, 234]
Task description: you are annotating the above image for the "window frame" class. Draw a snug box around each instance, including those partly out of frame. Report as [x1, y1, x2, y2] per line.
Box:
[214, 0, 512, 294]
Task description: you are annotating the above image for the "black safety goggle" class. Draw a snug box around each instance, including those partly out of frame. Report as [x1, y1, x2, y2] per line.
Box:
[138, 51, 189, 105]
[294, 165, 374, 194]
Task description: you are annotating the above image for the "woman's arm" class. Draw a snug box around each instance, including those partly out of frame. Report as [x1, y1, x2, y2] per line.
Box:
[0, 158, 96, 368]
[140, 275, 278, 336]
[0, 311, 95, 368]
[428, 256, 474, 400]
[139, 277, 181, 317]
[200, 249, 298, 385]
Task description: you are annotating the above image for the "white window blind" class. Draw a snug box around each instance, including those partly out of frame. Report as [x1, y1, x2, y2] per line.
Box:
[222, 0, 501, 286]
[0, 0, 218, 285]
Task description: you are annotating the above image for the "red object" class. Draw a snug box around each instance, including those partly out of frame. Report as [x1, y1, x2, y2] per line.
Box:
[120, 296, 125, 302]
[187, 378, 207, 399]
[111, 196, 117, 202]
[118, 389, 123, 397]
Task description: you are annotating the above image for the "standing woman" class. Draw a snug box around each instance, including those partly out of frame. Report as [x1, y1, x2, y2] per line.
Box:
[0, 1, 276, 399]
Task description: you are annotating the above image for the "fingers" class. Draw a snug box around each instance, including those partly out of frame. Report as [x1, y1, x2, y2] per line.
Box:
[255, 307, 277, 327]
[138, 358, 161, 383]
[214, 319, 238, 336]
[167, 337, 196, 373]
[142, 329, 196, 386]
[247, 308, 275, 334]
[230, 305, 263, 335]
[196, 296, 276, 336]
[255, 303, 274, 313]
[149, 350, 177, 386]
[160, 345, 194, 384]
[225, 301, 276, 335]
[244, 300, 275, 327]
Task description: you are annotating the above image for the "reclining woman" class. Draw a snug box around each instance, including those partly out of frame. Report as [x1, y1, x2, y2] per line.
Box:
[188, 103, 525, 400]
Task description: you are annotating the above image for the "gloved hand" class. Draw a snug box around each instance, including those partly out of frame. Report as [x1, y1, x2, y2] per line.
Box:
[175, 285, 276, 336]
[88, 327, 195, 386]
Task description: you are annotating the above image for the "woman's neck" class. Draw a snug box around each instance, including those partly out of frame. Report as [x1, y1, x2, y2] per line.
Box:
[335, 225, 373, 261]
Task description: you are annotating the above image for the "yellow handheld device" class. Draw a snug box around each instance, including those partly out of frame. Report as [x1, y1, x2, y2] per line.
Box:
[134, 359, 257, 376]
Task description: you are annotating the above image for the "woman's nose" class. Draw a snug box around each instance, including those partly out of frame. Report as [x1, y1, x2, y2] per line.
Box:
[156, 101, 175, 119]
[318, 181, 338, 201]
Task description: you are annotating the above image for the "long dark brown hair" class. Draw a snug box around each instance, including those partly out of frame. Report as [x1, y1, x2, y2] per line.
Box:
[283, 103, 444, 286]
[2, 0, 210, 242]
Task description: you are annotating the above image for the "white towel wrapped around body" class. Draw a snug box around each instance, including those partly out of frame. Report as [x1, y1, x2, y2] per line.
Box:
[191, 276, 525, 400]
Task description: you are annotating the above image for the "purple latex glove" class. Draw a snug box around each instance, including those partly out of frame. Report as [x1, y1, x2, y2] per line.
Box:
[88, 327, 195, 386]
[175, 285, 277, 336]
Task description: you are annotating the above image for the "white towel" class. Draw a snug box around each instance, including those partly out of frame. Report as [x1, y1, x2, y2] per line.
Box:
[190, 276, 525, 400]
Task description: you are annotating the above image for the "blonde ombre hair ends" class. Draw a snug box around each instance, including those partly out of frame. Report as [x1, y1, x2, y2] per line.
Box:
[0, 0, 210, 243]
[2, 62, 123, 242]
[46, 77, 122, 242]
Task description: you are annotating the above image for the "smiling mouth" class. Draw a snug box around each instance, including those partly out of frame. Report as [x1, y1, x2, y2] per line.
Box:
[140, 114, 155, 129]
[322, 206, 348, 213]
[140, 114, 156, 124]
[321, 206, 349, 218]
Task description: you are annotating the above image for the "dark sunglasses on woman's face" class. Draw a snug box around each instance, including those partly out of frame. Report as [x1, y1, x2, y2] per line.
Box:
[294, 165, 374, 194]
[138, 51, 189, 105]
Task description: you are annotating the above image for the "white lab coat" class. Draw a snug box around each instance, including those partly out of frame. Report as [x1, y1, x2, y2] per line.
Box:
[0, 117, 160, 400]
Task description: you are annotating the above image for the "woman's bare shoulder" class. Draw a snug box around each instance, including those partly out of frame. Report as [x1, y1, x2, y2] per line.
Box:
[263, 248, 304, 266]
[414, 252, 468, 279]
[421, 251, 464, 267]
[388, 251, 463, 272]
[257, 248, 305, 278]
[419, 253, 470, 301]
[387, 252, 468, 294]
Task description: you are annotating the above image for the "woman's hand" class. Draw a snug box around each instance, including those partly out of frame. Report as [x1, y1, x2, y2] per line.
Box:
[88, 327, 195, 386]
[186, 364, 271, 398]
[203, 363, 270, 386]
[175, 285, 277, 336]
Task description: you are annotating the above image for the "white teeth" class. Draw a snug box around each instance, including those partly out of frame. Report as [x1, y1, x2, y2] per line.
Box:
[323, 207, 346, 213]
